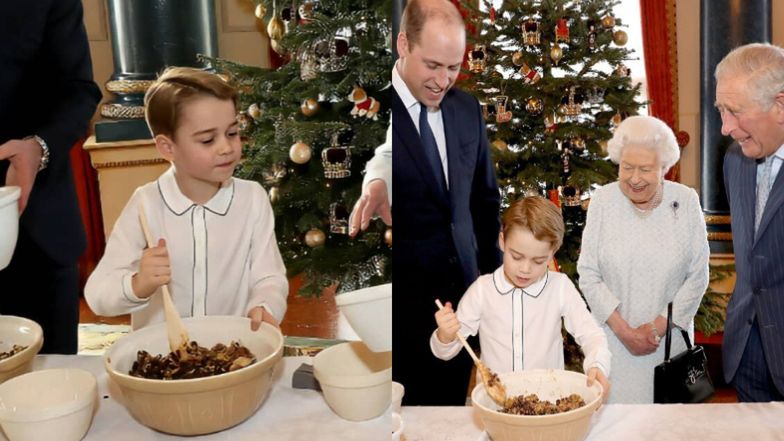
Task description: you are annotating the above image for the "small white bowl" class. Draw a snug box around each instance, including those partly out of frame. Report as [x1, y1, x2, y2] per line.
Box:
[313, 341, 391, 421]
[391, 381, 405, 413]
[335, 284, 391, 352]
[0, 186, 20, 270]
[0, 368, 97, 441]
[0, 316, 43, 384]
[392, 412, 404, 441]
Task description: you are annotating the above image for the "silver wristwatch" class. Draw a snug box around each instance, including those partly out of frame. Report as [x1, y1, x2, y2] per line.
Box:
[25, 135, 50, 171]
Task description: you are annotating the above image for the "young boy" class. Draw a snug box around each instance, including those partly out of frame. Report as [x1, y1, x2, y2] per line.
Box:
[432, 196, 611, 399]
[85, 67, 287, 331]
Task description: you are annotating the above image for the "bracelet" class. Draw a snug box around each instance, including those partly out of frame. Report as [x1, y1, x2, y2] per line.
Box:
[24, 135, 50, 171]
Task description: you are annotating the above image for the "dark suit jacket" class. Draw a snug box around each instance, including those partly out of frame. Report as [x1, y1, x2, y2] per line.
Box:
[0, 0, 102, 266]
[392, 86, 501, 293]
[722, 143, 784, 392]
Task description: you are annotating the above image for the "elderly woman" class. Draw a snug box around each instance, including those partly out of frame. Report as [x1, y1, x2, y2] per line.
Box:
[577, 115, 710, 403]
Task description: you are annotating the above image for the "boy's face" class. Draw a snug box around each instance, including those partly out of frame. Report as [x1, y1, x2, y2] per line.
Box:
[499, 227, 554, 289]
[156, 96, 241, 201]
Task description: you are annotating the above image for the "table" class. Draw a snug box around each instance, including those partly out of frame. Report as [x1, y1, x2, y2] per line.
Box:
[401, 402, 784, 441]
[1, 355, 390, 441]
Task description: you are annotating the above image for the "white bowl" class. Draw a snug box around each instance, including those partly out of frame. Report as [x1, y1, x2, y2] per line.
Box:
[472, 369, 603, 441]
[0, 316, 43, 384]
[104, 316, 283, 435]
[0, 186, 20, 270]
[392, 412, 403, 441]
[391, 381, 404, 413]
[313, 341, 392, 421]
[334, 284, 391, 352]
[0, 368, 97, 441]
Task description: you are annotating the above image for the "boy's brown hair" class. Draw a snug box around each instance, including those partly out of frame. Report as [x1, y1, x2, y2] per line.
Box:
[144, 67, 238, 139]
[502, 196, 565, 251]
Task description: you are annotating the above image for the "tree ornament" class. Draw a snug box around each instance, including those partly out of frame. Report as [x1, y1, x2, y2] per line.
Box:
[248, 103, 263, 120]
[559, 86, 583, 118]
[610, 112, 624, 131]
[254, 3, 267, 19]
[299, 48, 318, 81]
[298, 2, 315, 21]
[263, 163, 288, 186]
[586, 87, 605, 104]
[492, 139, 508, 151]
[280, 6, 295, 33]
[494, 95, 512, 123]
[570, 137, 586, 151]
[613, 30, 628, 46]
[269, 186, 280, 203]
[300, 98, 319, 116]
[384, 228, 392, 247]
[544, 113, 558, 133]
[348, 86, 381, 120]
[304, 228, 326, 248]
[329, 203, 350, 234]
[321, 133, 351, 179]
[554, 18, 569, 43]
[519, 63, 541, 84]
[562, 185, 581, 206]
[525, 97, 544, 114]
[512, 51, 525, 67]
[270, 39, 287, 55]
[601, 15, 616, 28]
[550, 44, 563, 65]
[267, 17, 285, 40]
[314, 37, 349, 72]
[581, 198, 591, 211]
[522, 18, 541, 46]
[614, 64, 631, 77]
[587, 20, 598, 49]
[467, 44, 488, 74]
[289, 140, 312, 164]
[237, 113, 250, 131]
[599, 139, 609, 154]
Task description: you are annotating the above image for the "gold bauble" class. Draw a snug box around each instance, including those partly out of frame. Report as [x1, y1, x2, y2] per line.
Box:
[613, 30, 628, 46]
[254, 3, 267, 19]
[248, 103, 263, 120]
[611, 112, 623, 126]
[384, 228, 392, 247]
[601, 15, 616, 28]
[491, 139, 508, 151]
[512, 51, 525, 67]
[599, 139, 609, 154]
[550, 45, 563, 64]
[525, 97, 543, 114]
[581, 198, 591, 211]
[269, 187, 280, 203]
[267, 17, 285, 40]
[300, 98, 319, 116]
[270, 39, 287, 55]
[304, 228, 326, 248]
[289, 140, 312, 164]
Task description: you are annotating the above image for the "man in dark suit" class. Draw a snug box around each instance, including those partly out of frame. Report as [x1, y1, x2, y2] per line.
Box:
[392, 0, 502, 405]
[0, 0, 102, 353]
[715, 43, 784, 402]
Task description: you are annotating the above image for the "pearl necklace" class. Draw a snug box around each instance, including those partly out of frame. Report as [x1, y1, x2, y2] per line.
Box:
[631, 184, 663, 218]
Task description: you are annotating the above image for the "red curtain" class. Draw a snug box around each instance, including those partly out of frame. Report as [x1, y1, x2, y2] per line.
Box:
[70, 140, 105, 291]
[639, 0, 686, 182]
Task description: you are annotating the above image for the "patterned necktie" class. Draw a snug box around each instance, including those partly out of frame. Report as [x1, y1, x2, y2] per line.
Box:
[418, 103, 447, 191]
[755, 156, 775, 234]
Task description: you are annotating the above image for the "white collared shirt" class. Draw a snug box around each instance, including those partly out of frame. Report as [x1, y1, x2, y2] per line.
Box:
[759, 143, 784, 189]
[392, 62, 449, 187]
[85, 166, 288, 330]
[430, 267, 612, 377]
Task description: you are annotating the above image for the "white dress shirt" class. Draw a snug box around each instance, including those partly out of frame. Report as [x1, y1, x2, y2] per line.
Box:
[392, 62, 449, 187]
[361, 121, 392, 202]
[759, 143, 784, 190]
[85, 166, 288, 330]
[430, 267, 612, 377]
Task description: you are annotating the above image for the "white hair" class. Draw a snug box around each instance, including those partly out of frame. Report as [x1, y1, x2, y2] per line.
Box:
[606, 115, 680, 172]
[715, 43, 784, 110]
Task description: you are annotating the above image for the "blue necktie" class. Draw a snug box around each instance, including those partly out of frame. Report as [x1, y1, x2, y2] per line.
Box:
[419, 104, 447, 192]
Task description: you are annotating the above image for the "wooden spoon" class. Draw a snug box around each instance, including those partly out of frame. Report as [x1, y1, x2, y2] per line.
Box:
[435, 299, 508, 407]
[138, 203, 190, 354]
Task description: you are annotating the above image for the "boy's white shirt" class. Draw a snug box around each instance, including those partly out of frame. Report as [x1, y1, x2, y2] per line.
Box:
[430, 267, 611, 377]
[85, 166, 288, 330]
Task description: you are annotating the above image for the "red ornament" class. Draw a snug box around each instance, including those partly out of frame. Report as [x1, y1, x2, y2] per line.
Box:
[676, 130, 690, 147]
[548, 189, 561, 208]
[555, 18, 569, 43]
[489, 6, 496, 24]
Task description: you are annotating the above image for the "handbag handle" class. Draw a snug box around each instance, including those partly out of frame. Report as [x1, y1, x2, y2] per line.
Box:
[663, 302, 693, 361]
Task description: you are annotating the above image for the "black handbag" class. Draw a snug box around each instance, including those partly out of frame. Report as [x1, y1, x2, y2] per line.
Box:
[653, 302, 715, 403]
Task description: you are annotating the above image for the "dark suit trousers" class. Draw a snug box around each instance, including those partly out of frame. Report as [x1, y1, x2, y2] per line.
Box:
[732, 319, 784, 402]
[0, 229, 79, 354]
[393, 254, 476, 405]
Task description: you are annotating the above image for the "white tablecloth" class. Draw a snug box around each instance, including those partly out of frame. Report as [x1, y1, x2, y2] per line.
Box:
[1, 355, 390, 441]
[401, 402, 784, 441]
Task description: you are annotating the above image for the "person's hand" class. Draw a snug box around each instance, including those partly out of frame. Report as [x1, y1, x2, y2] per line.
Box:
[618, 324, 659, 356]
[0, 138, 43, 213]
[435, 301, 460, 344]
[349, 179, 391, 237]
[587, 367, 610, 403]
[248, 306, 279, 331]
[131, 238, 171, 299]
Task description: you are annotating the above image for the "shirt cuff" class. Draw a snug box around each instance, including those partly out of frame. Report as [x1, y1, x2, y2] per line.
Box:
[122, 273, 151, 305]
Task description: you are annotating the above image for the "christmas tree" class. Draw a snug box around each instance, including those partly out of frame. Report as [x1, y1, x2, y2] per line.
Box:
[459, 0, 644, 280]
[206, 0, 392, 297]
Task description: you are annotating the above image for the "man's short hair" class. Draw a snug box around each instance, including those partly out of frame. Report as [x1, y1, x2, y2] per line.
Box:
[400, 0, 464, 48]
[715, 43, 784, 110]
[144, 67, 239, 138]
